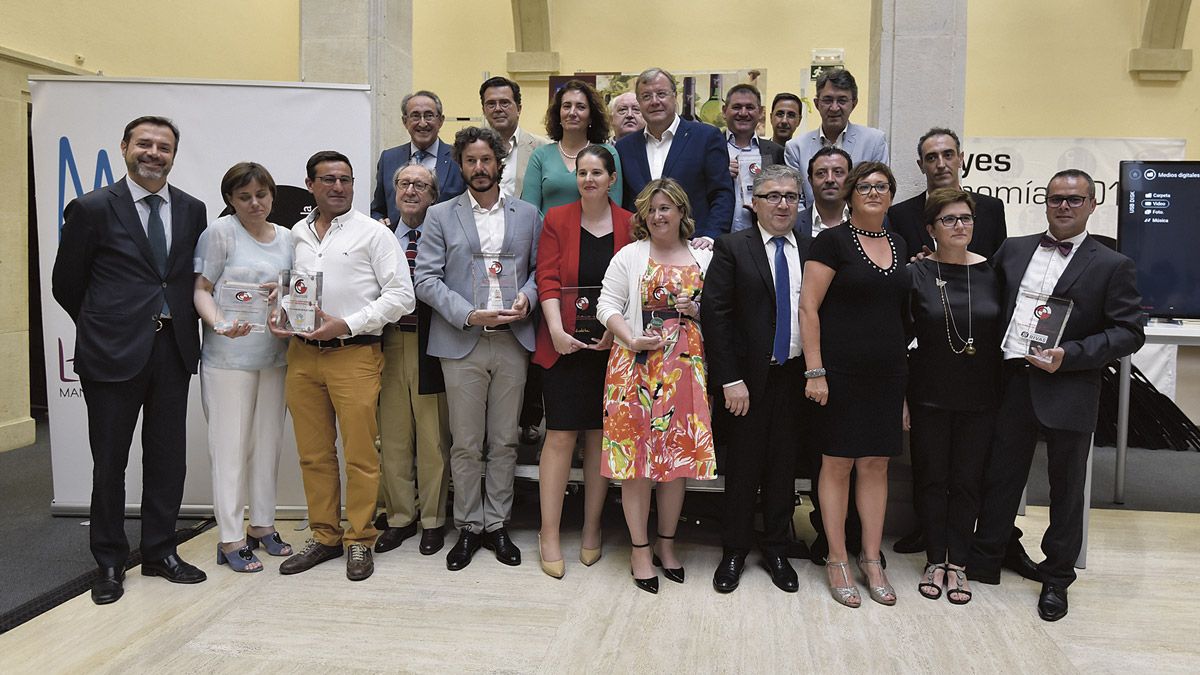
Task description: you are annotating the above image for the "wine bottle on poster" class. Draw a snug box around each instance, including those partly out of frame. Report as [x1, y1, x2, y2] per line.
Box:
[681, 76, 696, 121]
[698, 73, 724, 128]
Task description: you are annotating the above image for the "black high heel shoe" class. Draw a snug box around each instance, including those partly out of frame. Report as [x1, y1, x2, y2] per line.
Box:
[630, 542, 658, 594]
[653, 534, 685, 584]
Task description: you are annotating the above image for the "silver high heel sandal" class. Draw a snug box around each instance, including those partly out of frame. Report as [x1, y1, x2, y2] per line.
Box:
[857, 557, 897, 606]
[825, 559, 861, 608]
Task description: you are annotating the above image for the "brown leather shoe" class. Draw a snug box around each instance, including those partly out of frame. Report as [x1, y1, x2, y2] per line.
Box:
[279, 539, 343, 575]
[346, 544, 374, 581]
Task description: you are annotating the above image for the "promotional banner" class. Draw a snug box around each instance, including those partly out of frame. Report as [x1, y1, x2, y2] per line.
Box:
[962, 137, 1188, 400]
[31, 77, 372, 515]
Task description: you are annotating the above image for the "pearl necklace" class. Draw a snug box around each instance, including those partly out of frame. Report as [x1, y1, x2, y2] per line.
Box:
[933, 258, 975, 356]
[559, 143, 585, 160]
[848, 223, 897, 275]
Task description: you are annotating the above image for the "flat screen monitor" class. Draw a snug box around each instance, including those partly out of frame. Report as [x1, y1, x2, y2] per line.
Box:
[1118, 160, 1200, 319]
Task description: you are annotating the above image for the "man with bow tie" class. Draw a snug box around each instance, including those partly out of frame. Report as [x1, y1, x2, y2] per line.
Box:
[970, 169, 1144, 622]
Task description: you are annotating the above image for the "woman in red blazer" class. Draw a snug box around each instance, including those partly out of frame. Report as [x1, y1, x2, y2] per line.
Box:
[533, 145, 633, 578]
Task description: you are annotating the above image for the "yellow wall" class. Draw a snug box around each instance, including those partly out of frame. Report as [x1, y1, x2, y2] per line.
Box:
[0, 0, 300, 80]
[414, 0, 873, 133]
[966, 0, 1200, 155]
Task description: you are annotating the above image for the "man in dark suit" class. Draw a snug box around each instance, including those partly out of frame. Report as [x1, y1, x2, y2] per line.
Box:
[795, 146, 852, 241]
[703, 164, 812, 594]
[722, 83, 785, 233]
[52, 116, 208, 605]
[374, 163, 452, 557]
[970, 169, 1144, 621]
[888, 128, 1007, 258]
[616, 67, 734, 242]
[371, 90, 467, 226]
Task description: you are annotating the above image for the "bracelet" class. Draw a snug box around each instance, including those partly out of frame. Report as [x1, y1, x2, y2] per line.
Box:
[803, 367, 826, 379]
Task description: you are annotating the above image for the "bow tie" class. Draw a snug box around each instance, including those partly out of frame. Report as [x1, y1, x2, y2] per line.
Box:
[1039, 234, 1073, 257]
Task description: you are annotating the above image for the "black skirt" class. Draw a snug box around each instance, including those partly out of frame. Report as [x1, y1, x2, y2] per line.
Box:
[821, 371, 906, 458]
[540, 348, 609, 431]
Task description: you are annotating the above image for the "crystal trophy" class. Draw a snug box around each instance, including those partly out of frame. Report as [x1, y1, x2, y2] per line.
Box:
[640, 286, 684, 349]
[215, 281, 270, 333]
[276, 269, 323, 334]
[473, 253, 518, 310]
[1016, 291, 1074, 361]
[562, 286, 603, 341]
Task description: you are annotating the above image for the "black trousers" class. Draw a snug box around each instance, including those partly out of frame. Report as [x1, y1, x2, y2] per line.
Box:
[909, 403, 994, 566]
[721, 360, 803, 553]
[970, 366, 1091, 587]
[80, 325, 191, 569]
[518, 361, 543, 428]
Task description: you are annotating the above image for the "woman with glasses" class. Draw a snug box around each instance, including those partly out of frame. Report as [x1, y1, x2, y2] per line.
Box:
[532, 145, 633, 579]
[799, 161, 908, 607]
[522, 80, 623, 213]
[907, 187, 1002, 605]
[597, 178, 715, 594]
[193, 162, 294, 572]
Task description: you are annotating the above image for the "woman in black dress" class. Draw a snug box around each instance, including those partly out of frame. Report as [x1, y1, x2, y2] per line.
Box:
[799, 161, 908, 608]
[907, 187, 1002, 605]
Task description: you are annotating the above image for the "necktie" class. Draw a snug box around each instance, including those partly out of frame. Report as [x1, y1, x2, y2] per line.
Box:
[771, 236, 791, 364]
[412, 149, 428, 165]
[144, 194, 168, 275]
[1039, 234, 1073, 257]
[406, 229, 420, 278]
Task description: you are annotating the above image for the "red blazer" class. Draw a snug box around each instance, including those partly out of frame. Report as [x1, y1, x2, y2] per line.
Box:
[534, 199, 633, 368]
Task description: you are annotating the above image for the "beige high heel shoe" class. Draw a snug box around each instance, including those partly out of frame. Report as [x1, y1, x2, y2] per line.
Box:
[825, 560, 861, 608]
[580, 540, 602, 566]
[538, 535, 564, 579]
[857, 557, 897, 606]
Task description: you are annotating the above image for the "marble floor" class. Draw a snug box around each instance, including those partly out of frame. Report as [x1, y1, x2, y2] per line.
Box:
[2, 506, 1197, 674]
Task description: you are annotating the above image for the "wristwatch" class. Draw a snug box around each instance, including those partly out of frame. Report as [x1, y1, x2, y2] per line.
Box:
[803, 367, 826, 379]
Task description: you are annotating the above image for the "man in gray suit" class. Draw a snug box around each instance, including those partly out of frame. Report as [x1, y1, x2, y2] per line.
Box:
[415, 126, 542, 571]
[784, 69, 889, 207]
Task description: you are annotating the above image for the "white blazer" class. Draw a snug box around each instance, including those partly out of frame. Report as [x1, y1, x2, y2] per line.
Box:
[597, 239, 713, 350]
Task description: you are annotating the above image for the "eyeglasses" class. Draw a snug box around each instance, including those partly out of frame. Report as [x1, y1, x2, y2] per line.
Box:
[483, 100, 514, 111]
[315, 175, 353, 186]
[853, 182, 890, 195]
[1046, 195, 1088, 208]
[817, 96, 853, 107]
[754, 192, 801, 205]
[405, 111, 440, 123]
[638, 90, 673, 103]
[395, 179, 430, 193]
[934, 214, 975, 227]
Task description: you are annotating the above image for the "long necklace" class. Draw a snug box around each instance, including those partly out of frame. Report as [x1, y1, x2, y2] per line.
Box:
[934, 258, 975, 356]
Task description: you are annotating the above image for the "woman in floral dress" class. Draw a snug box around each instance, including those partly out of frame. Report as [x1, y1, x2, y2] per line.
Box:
[596, 178, 715, 594]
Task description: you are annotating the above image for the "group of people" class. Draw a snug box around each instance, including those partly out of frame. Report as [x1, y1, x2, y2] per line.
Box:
[54, 67, 1145, 624]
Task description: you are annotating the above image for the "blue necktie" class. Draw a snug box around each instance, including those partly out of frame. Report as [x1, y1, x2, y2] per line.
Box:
[411, 149, 428, 164]
[145, 194, 171, 316]
[771, 236, 791, 364]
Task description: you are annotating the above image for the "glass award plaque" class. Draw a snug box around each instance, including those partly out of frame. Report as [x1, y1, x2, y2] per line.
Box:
[1016, 291, 1074, 360]
[277, 269, 323, 334]
[737, 153, 763, 205]
[473, 253, 518, 310]
[215, 281, 270, 333]
[562, 286, 603, 341]
[641, 286, 683, 349]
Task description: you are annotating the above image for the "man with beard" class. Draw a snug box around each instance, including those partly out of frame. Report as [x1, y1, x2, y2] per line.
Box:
[415, 127, 542, 571]
[722, 83, 785, 232]
[609, 91, 644, 142]
[53, 116, 208, 604]
[372, 90, 466, 227]
[479, 76, 548, 199]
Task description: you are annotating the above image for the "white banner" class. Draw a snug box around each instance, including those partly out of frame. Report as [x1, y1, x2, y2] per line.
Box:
[961, 137, 1188, 400]
[31, 77, 372, 515]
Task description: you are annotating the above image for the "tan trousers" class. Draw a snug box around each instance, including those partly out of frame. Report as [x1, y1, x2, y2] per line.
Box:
[378, 326, 451, 528]
[285, 340, 383, 547]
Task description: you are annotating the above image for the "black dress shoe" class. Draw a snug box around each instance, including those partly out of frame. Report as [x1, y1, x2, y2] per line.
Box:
[482, 527, 522, 566]
[893, 528, 926, 554]
[141, 554, 206, 584]
[1003, 539, 1042, 582]
[1038, 584, 1069, 621]
[373, 512, 389, 531]
[91, 567, 125, 605]
[446, 528, 482, 571]
[419, 526, 445, 555]
[712, 551, 746, 593]
[373, 520, 419, 553]
[760, 551, 799, 593]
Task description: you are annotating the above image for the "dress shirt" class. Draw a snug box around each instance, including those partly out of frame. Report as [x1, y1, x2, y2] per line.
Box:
[499, 129, 520, 198]
[411, 139, 440, 174]
[811, 203, 850, 239]
[292, 207, 414, 337]
[127, 179, 173, 250]
[726, 132, 763, 233]
[1001, 229, 1089, 359]
[820, 127, 847, 149]
[644, 114, 681, 180]
[468, 191, 507, 252]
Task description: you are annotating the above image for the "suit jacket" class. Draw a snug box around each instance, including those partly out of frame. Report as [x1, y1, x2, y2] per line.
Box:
[508, 127, 550, 197]
[615, 118, 735, 240]
[758, 137, 785, 166]
[702, 224, 811, 403]
[532, 200, 633, 369]
[888, 190, 1008, 258]
[52, 177, 207, 381]
[783, 121, 890, 207]
[415, 192, 542, 359]
[371, 140, 467, 226]
[993, 233, 1144, 432]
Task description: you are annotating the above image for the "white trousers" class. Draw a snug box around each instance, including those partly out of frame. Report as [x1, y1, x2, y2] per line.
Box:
[200, 364, 287, 544]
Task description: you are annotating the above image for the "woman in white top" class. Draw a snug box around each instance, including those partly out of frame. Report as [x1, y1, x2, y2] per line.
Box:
[193, 162, 294, 573]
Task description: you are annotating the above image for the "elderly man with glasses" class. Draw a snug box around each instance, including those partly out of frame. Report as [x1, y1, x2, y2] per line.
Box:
[371, 90, 467, 227]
